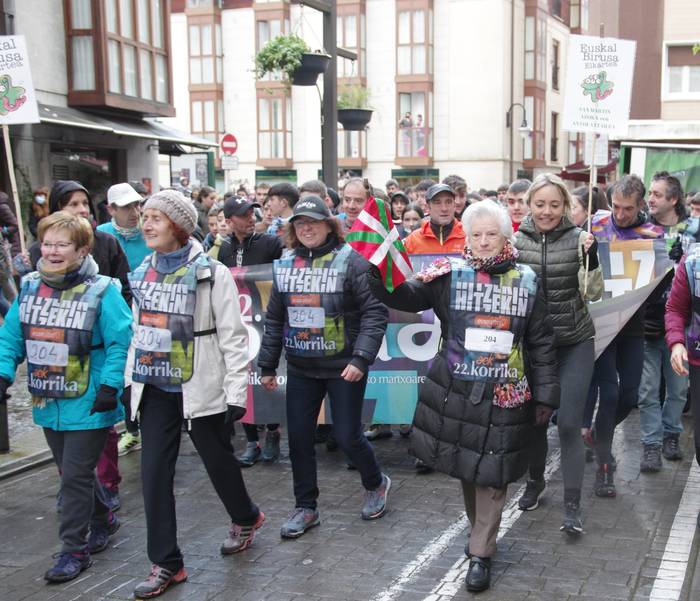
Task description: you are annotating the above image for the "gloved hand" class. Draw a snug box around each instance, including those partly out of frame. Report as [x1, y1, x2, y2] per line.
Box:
[89, 385, 119, 415]
[534, 404, 554, 427]
[0, 377, 10, 404]
[583, 237, 600, 271]
[224, 405, 246, 424]
[669, 236, 684, 263]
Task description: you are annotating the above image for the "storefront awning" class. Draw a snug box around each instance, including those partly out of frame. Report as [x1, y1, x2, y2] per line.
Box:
[37, 103, 217, 151]
[559, 159, 618, 184]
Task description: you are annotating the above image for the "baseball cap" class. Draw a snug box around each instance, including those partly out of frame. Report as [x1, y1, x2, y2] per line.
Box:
[390, 190, 409, 203]
[223, 195, 260, 218]
[107, 183, 143, 207]
[291, 194, 332, 221]
[426, 183, 455, 202]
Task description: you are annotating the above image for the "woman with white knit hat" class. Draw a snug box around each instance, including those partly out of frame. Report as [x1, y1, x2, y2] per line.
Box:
[126, 190, 264, 599]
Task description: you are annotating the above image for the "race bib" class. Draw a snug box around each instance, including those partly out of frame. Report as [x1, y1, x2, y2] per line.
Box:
[25, 340, 69, 367]
[464, 328, 514, 355]
[134, 325, 172, 352]
[288, 306, 325, 329]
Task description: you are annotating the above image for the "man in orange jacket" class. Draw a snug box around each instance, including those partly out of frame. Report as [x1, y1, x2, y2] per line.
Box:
[403, 183, 466, 255]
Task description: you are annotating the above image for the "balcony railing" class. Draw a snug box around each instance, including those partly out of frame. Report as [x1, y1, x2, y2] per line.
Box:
[397, 126, 432, 158]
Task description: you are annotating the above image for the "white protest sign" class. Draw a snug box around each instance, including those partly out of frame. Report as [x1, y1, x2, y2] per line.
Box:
[0, 35, 39, 124]
[562, 35, 636, 136]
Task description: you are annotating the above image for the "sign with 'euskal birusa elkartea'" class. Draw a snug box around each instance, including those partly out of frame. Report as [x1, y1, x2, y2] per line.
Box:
[562, 35, 636, 136]
[0, 35, 39, 125]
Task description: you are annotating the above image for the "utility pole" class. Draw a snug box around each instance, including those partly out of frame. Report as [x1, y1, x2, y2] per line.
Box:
[300, 1, 356, 190]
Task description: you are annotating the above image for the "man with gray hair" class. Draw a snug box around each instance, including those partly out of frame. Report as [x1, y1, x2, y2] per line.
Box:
[588, 174, 664, 498]
[300, 180, 333, 211]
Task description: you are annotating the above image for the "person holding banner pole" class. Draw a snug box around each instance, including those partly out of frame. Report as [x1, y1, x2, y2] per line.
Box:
[258, 195, 390, 539]
[590, 175, 664, 497]
[514, 174, 603, 535]
[369, 200, 559, 593]
[638, 172, 695, 473]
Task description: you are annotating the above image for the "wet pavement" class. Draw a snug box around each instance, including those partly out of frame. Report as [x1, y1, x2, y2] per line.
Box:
[0, 412, 699, 601]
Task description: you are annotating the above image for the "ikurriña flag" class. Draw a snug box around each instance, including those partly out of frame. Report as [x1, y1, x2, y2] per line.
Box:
[345, 196, 413, 292]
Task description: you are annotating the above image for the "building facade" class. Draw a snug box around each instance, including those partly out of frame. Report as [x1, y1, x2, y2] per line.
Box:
[3, 0, 215, 225]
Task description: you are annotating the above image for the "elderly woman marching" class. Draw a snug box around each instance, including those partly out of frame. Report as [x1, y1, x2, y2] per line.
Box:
[126, 190, 263, 599]
[514, 173, 603, 533]
[369, 200, 559, 593]
[0, 212, 133, 583]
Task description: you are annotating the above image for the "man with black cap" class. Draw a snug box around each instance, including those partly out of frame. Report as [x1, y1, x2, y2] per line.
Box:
[403, 183, 466, 255]
[218, 195, 284, 465]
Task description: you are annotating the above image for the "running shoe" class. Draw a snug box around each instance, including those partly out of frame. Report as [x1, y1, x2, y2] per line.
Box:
[364, 424, 393, 441]
[44, 552, 92, 583]
[594, 463, 616, 497]
[518, 479, 545, 511]
[280, 508, 320, 539]
[221, 511, 265, 555]
[238, 442, 261, 467]
[560, 501, 583, 535]
[662, 433, 683, 461]
[88, 513, 120, 554]
[640, 444, 662, 473]
[117, 431, 141, 456]
[261, 430, 281, 463]
[133, 565, 187, 599]
[362, 474, 391, 520]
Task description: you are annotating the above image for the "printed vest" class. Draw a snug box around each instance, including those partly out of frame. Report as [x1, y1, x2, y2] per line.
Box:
[273, 245, 352, 358]
[684, 244, 700, 361]
[446, 259, 537, 384]
[19, 273, 111, 398]
[129, 253, 210, 386]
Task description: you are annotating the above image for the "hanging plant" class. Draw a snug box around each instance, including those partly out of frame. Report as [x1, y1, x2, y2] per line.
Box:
[338, 85, 373, 131]
[254, 34, 329, 86]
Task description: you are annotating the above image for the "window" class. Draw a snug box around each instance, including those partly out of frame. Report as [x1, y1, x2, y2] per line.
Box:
[256, 18, 288, 81]
[338, 130, 364, 161]
[397, 91, 432, 158]
[189, 23, 221, 85]
[337, 9, 366, 78]
[99, 0, 169, 102]
[550, 112, 559, 162]
[570, 0, 588, 30]
[525, 13, 546, 81]
[68, 0, 95, 91]
[568, 132, 584, 164]
[523, 96, 545, 162]
[666, 45, 700, 96]
[550, 0, 562, 19]
[397, 9, 432, 76]
[191, 96, 223, 142]
[258, 95, 292, 160]
[552, 39, 560, 91]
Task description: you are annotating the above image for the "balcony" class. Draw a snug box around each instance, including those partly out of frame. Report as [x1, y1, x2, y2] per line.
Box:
[396, 126, 433, 166]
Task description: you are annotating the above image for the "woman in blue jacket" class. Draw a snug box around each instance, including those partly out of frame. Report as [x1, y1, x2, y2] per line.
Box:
[0, 212, 132, 584]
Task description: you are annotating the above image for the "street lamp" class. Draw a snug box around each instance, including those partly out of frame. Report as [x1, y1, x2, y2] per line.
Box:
[506, 102, 531, 180]
[506, 102, 530, 138]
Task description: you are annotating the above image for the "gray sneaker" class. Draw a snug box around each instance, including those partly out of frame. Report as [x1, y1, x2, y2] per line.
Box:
[662, 433, 683, 461]
[238, 442, 261, 467]
[640, 444, 662, 473]
[280, 507, 320, 539]
[261, 430, 281, 463]
[221, 511, 265, 555]
[362, 473, 391, 520]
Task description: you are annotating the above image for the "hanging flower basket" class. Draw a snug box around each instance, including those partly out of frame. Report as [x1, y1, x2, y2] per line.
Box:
[291, 52, 331, 86]
[337, 108, 373, 131]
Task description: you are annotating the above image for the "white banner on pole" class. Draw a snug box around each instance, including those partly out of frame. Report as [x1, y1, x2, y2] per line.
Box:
[584, 133, 609, 166]
[0, 35, 39, 125]
[562, 35, 636, 136]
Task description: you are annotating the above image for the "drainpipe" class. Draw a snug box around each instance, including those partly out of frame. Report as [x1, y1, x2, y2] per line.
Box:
[509, 0, 516, 182]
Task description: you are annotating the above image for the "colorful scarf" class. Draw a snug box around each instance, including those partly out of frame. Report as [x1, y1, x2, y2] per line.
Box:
[37, 255, 99, 290]
[464, 239, 518, 272]
[111, 218, 142, 241]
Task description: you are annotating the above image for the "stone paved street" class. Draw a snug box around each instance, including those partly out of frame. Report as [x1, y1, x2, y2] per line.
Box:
[1, 412, 699, 601]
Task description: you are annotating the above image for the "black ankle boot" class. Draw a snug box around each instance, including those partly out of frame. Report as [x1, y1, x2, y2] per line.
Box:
[465, 556, 491, 592]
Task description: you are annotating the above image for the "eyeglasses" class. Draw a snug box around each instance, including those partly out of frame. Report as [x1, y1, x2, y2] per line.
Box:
[41, 242, 73, 251]
[293, 218, 323, 228]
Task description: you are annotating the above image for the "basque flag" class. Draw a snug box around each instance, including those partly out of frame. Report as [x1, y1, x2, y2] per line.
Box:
[346, 196, 413, 292]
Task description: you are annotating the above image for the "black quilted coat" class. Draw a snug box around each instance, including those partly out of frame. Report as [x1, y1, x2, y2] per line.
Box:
[369, 256, 559, 488]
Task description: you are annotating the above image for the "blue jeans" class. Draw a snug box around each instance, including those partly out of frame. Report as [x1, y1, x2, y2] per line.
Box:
[286, 372, 383, 509]
[638, 336, 688, 446]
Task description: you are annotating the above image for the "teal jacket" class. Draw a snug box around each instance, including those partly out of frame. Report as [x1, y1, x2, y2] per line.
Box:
[0, 277, 133, 431]
[96, 221, 151, 271]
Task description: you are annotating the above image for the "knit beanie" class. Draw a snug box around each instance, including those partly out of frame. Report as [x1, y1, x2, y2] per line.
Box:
[143, 189, 198, 234]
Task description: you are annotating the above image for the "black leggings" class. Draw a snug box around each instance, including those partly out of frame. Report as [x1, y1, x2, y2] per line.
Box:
[139, 385, 259, 571]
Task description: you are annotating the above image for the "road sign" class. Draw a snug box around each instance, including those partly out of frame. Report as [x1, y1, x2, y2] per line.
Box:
[220, 133, 238, 156]
[221, 155, 239, 171]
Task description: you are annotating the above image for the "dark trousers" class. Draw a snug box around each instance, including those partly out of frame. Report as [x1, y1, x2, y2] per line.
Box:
[44, 427, 110, 553]
[689, 365, 700, 466]
[286, 372, 383, 509]
[594, 335, 645, 463]
[139, 385, 259, 572]
[243, 422, 279, 443]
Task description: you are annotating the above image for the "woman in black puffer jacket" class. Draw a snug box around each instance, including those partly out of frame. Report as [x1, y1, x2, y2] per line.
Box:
[258, 195, 389, 540]
[369, 199, 559, 594]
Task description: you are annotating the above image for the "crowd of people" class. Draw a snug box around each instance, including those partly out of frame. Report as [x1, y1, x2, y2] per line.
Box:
[1, 168, 700, 597]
